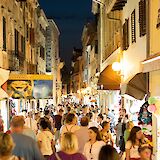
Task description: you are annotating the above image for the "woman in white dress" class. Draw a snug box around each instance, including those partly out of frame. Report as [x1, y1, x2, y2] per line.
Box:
[125, 126, 144, 160]
[83, 127, 105, 160]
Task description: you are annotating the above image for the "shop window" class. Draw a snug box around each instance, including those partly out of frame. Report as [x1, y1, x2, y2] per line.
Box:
[139, 0, 146, 37]
[123, 18, 129, 50]
[3, 17, 6, 51]
[131, 10, 136, 43]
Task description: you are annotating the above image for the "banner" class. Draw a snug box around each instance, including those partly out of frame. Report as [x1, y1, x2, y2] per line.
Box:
[7, 80, 33, 99]
[33, 80, 53, 99]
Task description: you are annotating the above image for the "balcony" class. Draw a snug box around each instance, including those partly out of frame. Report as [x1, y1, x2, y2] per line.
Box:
[102, 31, 121, 62]
[8, 51, 20, 71]
[26, 62, 37, 74]
[106, 0, 127, 13]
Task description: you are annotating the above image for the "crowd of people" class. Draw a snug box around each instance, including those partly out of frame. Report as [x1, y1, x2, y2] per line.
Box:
[0, 103, 153, 160]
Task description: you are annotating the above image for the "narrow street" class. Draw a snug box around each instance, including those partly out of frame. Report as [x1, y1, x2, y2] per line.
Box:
[0, 0, 160, 160]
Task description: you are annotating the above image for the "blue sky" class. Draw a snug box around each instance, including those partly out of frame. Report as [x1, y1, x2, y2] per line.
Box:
[39, 0, 94, 68]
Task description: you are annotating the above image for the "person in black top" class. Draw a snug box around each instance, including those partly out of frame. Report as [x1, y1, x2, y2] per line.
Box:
[54, 109, 64, 141]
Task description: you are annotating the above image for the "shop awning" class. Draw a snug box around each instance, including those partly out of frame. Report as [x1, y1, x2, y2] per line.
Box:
[97, 65, 121, 90]
[0, 68, 10, 86]
[0, 68, 10, 99]
[142, 52, 160, 72]
[0, 88, 8, 99]
[120, 73, 147, 100]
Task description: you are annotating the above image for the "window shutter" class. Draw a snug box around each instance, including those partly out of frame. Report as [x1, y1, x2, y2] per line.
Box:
[139, 0, 146, 36]
[123, 19, 129, 50]
[131, 10, 136, 43]
[15, 29, 19, 56]
[3, 17, 6, 51]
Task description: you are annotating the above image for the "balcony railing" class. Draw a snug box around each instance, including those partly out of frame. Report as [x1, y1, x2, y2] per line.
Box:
[102, 31, 121, 62]
[106, 0, 127, 13]
[8, 51, 20, 71]
[26, 62, 37, 74]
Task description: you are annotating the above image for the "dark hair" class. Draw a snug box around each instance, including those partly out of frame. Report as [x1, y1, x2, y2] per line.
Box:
[39, 118, 48, 129]
[44, 109, 50, 116]
[66, 113, 75, 124]
[89, 127, 102, 141]
[128, 126, 141, 145]
[99, 145, 119, 160]
[91, 105, 94, 108]
[118, 117, 122, 123]
[59, 109, 64, 113]
[101, 121, 109, 129]
[86, 112, 93, 120]
[82, 105, 86, 109]
[80, 116, 89, 126]
[98, 114, 103, 120]
[67, 106, 71, 112]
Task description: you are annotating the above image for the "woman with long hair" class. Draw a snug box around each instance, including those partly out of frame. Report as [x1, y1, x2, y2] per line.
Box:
[48, 132, 86, 160]
[83, 127, 106, 160]
[0, 133, 23, 160]
[99, 145, 119, 160]
[125, 126, 144, 160]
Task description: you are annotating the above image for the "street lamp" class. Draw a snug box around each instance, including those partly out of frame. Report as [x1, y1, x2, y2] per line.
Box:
[112, 62, 121, 72]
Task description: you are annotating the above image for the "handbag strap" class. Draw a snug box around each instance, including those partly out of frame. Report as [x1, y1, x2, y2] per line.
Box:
[55, 152, 62, 160]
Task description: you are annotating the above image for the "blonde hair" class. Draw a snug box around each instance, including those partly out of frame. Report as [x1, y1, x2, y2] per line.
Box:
[0, 133, 15, 156]
[60, 132, 78, 152]
[127, 121, 134, 130]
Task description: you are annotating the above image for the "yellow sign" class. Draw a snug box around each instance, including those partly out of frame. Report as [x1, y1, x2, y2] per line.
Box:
[9, 74, 53, 80]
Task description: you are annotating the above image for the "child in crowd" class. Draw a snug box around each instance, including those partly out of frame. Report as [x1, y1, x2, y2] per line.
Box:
[138, 144, 153, 160]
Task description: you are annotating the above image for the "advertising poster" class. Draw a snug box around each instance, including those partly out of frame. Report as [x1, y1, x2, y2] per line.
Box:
[7, 80, 33, 99]
[33, 80, 53, 99]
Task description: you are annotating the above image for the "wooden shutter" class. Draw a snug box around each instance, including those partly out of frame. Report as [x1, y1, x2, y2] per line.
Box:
[123, 19, 129, 50]
[15, 29, 19, 56]
[3, 17, 6, 51]
[30, 28, 35, 46]
[131, 10, 136, 43]
[139, 0, 146, 36]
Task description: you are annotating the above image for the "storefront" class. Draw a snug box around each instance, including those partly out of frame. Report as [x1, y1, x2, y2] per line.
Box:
[97, 64, 121, 118]
[0, 68, 10, 131]
[141, 0, 160, 158]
